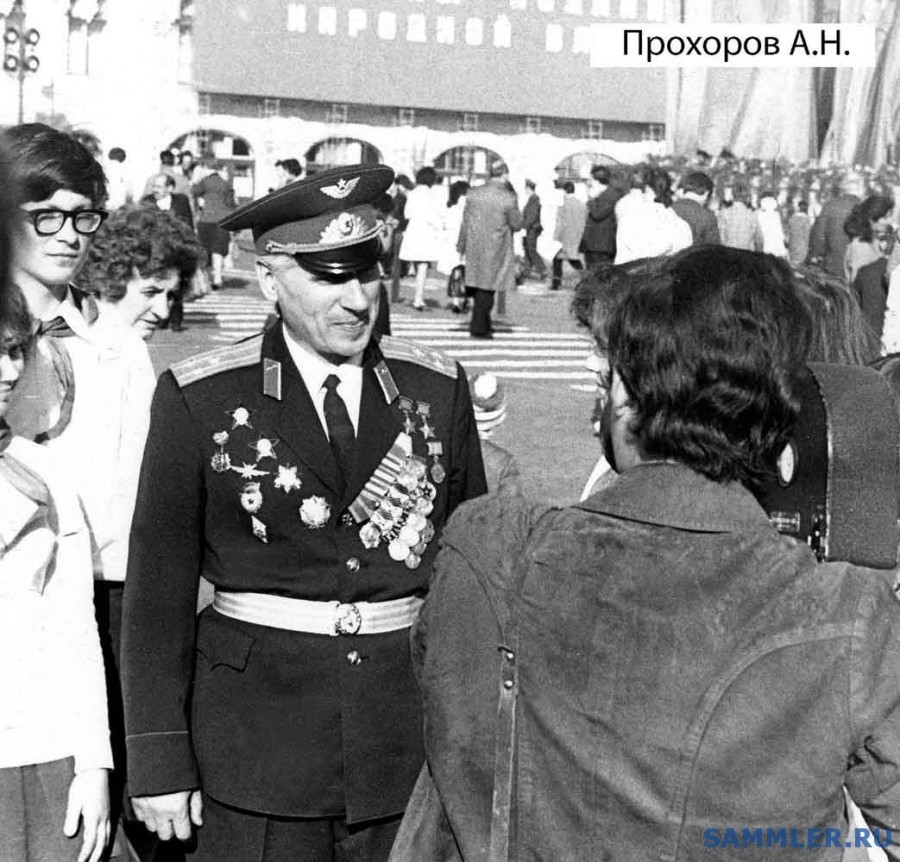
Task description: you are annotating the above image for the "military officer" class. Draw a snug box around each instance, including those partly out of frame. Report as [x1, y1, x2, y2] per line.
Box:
[121, 164, 487, 861]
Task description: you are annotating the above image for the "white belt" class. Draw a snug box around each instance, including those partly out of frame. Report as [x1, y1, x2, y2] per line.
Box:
[212, 590, 424, 636]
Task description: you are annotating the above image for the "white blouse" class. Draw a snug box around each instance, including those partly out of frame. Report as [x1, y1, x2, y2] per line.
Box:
[0, 436, 112, 772]
[46, 298, 157, 582]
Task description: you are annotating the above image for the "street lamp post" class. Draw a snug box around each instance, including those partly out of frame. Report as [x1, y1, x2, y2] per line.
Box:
[3, 0, 40, 124]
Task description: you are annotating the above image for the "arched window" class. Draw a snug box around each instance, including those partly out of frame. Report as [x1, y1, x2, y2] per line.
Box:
[304, 138, 382, 174]
[433, 146, 505, 184]
[168, 129, 255, 203]
[554, 151, 621, 185]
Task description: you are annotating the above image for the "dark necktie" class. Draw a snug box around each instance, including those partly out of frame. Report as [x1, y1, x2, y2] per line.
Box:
[4, 332, 76, 443]
[36, 316, 75, 338]
[0, 420, 50, 507]
[323, 374, 355, 495]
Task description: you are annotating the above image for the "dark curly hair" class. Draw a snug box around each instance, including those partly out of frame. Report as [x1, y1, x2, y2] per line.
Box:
[0, 283, 32, 354]
[77, 206, 201, 302]
[645, 168, 674, 207]
[1, 123, 107, 206]
[0, 141, 31, 352]
[571, 260, 650, 353]
[844, 195, 894, 242]
[607, 246, 811, 491]
[415, 166, 437, 188]
[447, 180, 469, 208]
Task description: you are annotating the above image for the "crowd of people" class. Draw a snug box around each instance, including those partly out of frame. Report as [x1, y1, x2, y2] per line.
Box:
[98, 143, 900, 355]
[101, 145, 239, 317]
[5, 119, 900, 862]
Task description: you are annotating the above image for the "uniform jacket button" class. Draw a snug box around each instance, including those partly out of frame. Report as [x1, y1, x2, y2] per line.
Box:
[346, 650, 362, 666]
[346, 557, 361, 573]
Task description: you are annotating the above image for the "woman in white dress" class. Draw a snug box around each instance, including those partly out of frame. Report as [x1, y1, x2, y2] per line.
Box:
[399, 166, 445, 311]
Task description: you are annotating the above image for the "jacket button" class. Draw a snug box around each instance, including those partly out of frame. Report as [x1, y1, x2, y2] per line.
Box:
[347, 650, 362, 666]
[346, 557, 361, 573]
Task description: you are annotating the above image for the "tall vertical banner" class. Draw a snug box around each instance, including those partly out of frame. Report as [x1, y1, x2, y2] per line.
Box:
[820, 0, 900, 166]
[667, 0, 819, 162]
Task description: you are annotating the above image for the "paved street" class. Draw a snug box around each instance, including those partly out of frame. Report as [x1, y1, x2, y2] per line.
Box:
[147, 271, 604, 505]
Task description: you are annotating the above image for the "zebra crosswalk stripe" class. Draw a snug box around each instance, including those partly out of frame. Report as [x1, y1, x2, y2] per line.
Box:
[182, 295, 596, 383]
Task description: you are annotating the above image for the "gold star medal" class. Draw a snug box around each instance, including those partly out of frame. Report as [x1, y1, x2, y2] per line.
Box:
[416, 402, 434, 439]
[398, 396, 416, 435]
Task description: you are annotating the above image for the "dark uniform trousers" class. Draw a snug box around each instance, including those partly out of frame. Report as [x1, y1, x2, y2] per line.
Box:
[469, 289, 495, 337]
[193, 797, 401, 861]
[121, 325, 486, 862]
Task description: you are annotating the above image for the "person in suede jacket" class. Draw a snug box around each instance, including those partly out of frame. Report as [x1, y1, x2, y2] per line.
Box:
[390, 246, 900, 862]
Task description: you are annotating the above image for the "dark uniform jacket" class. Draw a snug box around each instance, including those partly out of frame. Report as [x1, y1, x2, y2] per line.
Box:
[121, 324, 486, 823]
[671, 197, 721, 246]
[853, 257, 889, 341]
[808, 193, 861, 277]
[140, 193, 195, 231]
[581, 186, 620, 256]
[521, 194, 542, 236]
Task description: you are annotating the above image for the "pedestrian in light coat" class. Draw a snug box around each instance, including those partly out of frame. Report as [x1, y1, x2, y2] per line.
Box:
[551, 181, 586, 290]
[458, 162, 523, 339]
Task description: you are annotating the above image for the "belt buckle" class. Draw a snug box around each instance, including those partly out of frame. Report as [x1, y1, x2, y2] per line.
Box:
[334, 602, 362, 635]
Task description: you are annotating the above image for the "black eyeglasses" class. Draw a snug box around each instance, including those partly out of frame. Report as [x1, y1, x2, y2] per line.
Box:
[23, 208, 109, 236]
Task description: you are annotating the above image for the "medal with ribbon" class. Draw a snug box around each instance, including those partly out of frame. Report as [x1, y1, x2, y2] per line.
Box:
[398, 396, 416, 435]
[348, 431, 438, 569]
[210, 431, 232, 473]
[427, 440, 445, 484]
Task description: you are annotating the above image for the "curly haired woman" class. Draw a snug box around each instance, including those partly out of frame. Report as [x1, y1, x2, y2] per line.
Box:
[76, 205, 201, 859]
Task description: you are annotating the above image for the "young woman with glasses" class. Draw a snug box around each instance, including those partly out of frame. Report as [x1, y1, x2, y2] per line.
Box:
[1, 123, 146, 861]
[0, 133, 113, 862]
[3, 124, 108, 325]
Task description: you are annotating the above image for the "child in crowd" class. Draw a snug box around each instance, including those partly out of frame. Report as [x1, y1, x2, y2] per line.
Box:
[469, 371, 522, 495]
[0, 284, 112, 862]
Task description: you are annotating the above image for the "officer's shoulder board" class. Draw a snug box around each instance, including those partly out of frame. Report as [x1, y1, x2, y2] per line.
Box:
[170, 333, 264, 387]
[379, 334, 457, 379]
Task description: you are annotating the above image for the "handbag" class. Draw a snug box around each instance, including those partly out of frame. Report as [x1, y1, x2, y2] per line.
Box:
[447, 264, 465, 299]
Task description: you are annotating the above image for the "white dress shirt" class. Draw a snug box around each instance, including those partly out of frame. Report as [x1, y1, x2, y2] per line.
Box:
[281, 324, 363, 436]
